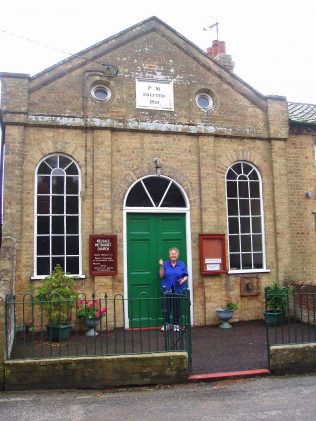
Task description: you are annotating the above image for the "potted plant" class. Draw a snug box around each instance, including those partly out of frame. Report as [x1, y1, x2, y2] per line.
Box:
[264, 281, 289, 326]
[77, 299, 106, 336]
[34, 265, 77, 341]
[216, 298, 239, 328]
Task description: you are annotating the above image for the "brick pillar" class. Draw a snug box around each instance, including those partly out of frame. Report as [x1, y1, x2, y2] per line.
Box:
[267, 96, 291, 281]
[270, 140, 291, 280]
[93, 129, 114, 297]
[2, 126, 25, 241]
[198, 135, 218, 232]
[0, 74, 29, 292]
[198, 135, 220, 325]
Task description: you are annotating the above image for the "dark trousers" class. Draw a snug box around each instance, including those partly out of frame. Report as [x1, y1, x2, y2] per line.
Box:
[173, 294, 181, 325]
[162, 294, 181, 325]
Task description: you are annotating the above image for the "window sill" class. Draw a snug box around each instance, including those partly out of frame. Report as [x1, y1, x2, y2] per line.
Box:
[31, 275, 86, 280]
[227, 269, 271, 275]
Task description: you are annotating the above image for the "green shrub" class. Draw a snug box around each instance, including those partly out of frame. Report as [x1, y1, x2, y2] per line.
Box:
[265, 281, 289, 312]
[34, 265, 77, 325]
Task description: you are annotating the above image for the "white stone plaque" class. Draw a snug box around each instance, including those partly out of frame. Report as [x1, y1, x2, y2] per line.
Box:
[136, 79, 174, 111]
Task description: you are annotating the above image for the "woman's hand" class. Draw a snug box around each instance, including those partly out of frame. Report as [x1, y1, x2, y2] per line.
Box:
[178, 277, 188, 285]
[159, 259, 164, 279]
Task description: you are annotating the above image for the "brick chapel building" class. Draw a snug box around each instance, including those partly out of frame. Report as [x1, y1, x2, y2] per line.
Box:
[0, 17, 315, 326]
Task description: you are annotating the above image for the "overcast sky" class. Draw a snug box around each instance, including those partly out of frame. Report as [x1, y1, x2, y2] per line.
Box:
[0, 0, 315, 104]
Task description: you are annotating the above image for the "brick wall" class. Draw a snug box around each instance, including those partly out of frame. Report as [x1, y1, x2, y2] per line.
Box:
[287, 131, 316, 280]
[1, 19, 315, 329]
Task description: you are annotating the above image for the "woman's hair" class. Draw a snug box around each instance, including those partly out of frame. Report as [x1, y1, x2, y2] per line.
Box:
[169, 247, 179, 255]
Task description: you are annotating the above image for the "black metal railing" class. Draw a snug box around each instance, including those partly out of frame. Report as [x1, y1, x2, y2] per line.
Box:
[5, 291, 192, 369]
[265, 284, 316, 350]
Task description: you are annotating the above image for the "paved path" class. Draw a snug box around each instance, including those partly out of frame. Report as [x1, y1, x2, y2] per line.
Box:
[191, 321, 268, 373]
[0, 374, 315, 421]
[12, 321, 269, 374]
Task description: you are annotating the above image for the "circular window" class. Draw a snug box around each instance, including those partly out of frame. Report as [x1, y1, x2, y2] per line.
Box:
[92, 86, 111, 101]
[196, 93, 213, 110]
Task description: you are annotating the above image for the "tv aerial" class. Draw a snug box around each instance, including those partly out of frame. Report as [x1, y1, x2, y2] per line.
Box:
[203, 19, 219, 40]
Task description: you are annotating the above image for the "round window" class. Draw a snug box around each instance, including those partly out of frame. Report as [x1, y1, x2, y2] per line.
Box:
[92, 86, 111, 101]
[196, 93, 213, 110]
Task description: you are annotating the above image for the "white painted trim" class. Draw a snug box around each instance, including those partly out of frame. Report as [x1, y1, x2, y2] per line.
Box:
[123, 175, 193, 328]
[124, 174, 190, 209]
[140, 179, 155, 207]
[158, 180, 172, 207]
[185, 210, 194, 324]
[196, 92, 213, 110]
[123, 207, 189, 213]
[225, 161, 267, 272]
[228, 269, 271, 275]
[31, 275, 86, 280]
[123, 210, 128, 322]
[33, 153, 83, 277]
[91, 85, 111, 102]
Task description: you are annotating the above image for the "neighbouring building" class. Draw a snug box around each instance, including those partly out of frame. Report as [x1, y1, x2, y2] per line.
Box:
[0, 16, 315, 327]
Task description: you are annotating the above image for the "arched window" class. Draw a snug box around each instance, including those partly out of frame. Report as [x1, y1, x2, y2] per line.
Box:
[125, 176, 187, 208]
[35, 154, 81, 276]
[226, 162, 265, 272]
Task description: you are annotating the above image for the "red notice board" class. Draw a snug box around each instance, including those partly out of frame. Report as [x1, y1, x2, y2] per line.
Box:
[89, 235, 117, 276]
[199, 234, 227, 275]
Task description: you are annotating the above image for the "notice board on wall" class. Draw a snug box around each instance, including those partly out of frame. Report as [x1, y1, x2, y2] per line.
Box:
[199, 234, 227, 275]
[89, 235, 117, 276]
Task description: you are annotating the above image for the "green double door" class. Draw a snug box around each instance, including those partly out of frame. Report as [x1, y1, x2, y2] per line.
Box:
[127, 213, 187, 327]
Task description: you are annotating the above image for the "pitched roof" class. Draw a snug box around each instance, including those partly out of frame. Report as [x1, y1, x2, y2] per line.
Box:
[288, 102, 316, 125]
[28, 16, 267, 111]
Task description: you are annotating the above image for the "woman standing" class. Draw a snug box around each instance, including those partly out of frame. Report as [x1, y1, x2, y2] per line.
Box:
[159, 247, 188, 331]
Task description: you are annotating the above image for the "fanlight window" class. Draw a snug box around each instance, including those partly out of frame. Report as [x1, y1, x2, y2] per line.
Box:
[126, 176, 186, 208]
[226, 162, 265, 271]
[35, 154, 81, 276]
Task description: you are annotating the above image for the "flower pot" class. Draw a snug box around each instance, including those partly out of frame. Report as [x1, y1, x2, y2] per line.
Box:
[216, 308, 234, 328]
[47, 324, 72, 341]
[264, 311, 285, 326]
[85, 318, 100, 336]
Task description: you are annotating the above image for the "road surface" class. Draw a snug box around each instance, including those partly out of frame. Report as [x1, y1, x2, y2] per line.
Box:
[0, 373, 315, 420]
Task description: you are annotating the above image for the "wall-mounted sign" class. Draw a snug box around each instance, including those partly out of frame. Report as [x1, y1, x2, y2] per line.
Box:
[199, 234, 227, 275]
[89, 235, 117, 276]
[205, 258, 222, 264]
[136, 79, 174, 111]
[206, 263, 220, 271]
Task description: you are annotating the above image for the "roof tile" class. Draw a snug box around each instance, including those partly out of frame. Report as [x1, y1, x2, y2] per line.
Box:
[288, 102, 316, 124]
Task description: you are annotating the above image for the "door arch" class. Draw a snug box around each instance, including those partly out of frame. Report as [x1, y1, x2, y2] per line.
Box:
[123, 175, 193, 327]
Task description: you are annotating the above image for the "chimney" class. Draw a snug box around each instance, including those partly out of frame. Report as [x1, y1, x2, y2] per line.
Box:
[207, 40, 235, 72]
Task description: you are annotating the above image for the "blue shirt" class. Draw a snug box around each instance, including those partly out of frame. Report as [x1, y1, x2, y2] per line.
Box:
[161, 260, 188, 295]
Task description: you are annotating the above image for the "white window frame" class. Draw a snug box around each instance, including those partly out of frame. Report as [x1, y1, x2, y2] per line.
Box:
[123, 175, 193, 327]
[225, 161, 269, 274]
[195, 93, 214, 111]
[32, 153, 84, 279]
[91, 85, 111, 102]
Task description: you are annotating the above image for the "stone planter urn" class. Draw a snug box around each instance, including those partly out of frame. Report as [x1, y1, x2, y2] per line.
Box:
[215, 308, 235, 329]
[85, 318, 100, 336]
